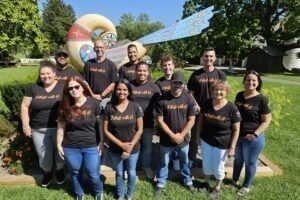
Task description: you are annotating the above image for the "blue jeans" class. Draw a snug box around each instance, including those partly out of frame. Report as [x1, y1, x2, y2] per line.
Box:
[156, 145, 193, 188]
[233, 134, 265, 188]
[63, 147, 103, 196]
[110, 152, 139, 198]
[141, 128, 153, 168]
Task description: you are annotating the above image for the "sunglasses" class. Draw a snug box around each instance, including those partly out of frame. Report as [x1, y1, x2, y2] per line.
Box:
[68, 85, 81, 91]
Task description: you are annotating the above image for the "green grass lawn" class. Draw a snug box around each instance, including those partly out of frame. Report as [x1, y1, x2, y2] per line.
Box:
[0, 66, 38, 83]
[0, 67, 300, 199]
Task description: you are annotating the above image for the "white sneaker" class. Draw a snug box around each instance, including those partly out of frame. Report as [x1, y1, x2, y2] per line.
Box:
[142, 167, 154, 179]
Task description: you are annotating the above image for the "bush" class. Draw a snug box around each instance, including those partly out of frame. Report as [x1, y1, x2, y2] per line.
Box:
[0, 77, 38, 175]
[1, 134, 37, 175]
[0, 76, 36, 133]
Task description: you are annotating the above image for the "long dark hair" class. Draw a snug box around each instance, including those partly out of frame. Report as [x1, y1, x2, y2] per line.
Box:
[243, 70, 263, 92]
[110, 79, 134, 107]
[59, 76, 93, 121]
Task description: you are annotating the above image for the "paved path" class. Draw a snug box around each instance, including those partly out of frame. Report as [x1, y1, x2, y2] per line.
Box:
[261, 77, 300, 86]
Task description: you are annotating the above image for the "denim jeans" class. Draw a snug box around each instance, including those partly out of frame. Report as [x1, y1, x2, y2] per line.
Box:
[110, 151, 139, 198]
[156, 145, 193, 188]
[233, 134, 265, 188]
[141, 128, 153, 168]
[32, 128, 64, 171]
[63, 147, 103, 196]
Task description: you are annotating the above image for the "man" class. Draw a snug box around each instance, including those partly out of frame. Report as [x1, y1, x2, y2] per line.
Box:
[187, 47, 227, 168]
[54, 49, 82, 81]
[154, 71, 197, 195]
[155, 55, 175, 94]
[82, 39, 118, 106]
[130, 61, 161, 179]
[118, 44, 139, 81]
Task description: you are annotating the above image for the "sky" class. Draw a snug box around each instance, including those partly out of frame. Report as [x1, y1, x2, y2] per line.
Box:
[38, 0, 186, 26]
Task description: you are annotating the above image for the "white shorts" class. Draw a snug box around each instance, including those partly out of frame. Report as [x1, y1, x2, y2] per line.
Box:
[201, 139, 227, 180]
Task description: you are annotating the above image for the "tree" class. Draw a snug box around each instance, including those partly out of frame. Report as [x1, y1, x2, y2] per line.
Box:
[41, 0, 76, 52]
[181, 0, 300, 58]
[0, 0, 49, 58]
[116, 13, 164, 41]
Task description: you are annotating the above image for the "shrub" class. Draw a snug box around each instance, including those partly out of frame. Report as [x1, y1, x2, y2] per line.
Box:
[0, 76, 36, 132]
[1, 134, 37, 175]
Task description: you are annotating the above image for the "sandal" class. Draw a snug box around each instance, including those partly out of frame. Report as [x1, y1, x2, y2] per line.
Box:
[237, 187, 250, 196]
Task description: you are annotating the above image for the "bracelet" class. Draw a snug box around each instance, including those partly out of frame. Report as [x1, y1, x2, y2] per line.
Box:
[253, 133, 259, 138]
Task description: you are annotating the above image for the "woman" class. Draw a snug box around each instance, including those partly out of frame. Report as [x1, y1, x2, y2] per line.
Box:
[21, 60, 65, 187]
[233, 70, 272, 196]
[103, 79, 143, 200]
[199, 80, 241, 198]
[57, 76, 104, 200]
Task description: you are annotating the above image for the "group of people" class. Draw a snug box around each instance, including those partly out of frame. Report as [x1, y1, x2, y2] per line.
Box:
[20, 39, 272, 200]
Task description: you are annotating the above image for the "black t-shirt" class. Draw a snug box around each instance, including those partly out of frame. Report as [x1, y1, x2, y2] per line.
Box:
[55, 66, 82, 81]
[62, 97, 101, 148]
[103, 101, 144, 154]
[154, 91, 198, 147]
[187, 68, 226, 108]
[130, 80, 161, 128]
[82, 58, 118, 95]
[155, 76, 171, 94]
[118, 63, 136, 81]
[25, 82, 64, 129]
[235, 92, 271, 137]
[200, 99, 242, 149]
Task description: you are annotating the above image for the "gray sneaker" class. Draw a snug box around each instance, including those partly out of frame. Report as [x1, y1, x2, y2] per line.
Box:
[75, 194, 84, 200]
[95, 193, 103, 200]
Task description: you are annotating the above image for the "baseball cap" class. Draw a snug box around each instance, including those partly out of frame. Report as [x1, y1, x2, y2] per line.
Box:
[171, 71, 185, 83]
[55, 49, 68, 57]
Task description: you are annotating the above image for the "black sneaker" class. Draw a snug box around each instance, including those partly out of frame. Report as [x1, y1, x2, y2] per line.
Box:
[154, 186, 163, 197]
[199, 182, 210, 193]
[41, 171, 52, 187]
[56, 169, 66, 185]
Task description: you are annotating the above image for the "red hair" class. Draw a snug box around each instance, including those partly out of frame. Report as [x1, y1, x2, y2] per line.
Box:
[59, 76, 93, 122]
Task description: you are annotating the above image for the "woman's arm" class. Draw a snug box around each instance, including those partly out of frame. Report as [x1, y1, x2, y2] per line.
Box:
[57, 121, 66, 159]
[228, 122, 240, 156]
[244, 113, 272, 141]
[103, 119, 133, 153]
[254, 113, 272, 136]
[129, 117, 143, 146]
[20, 96, 32, 137]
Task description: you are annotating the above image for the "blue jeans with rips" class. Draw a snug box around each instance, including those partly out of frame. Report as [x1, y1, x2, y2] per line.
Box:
[110, 151, 139, 198]
[63, 147, 103, 196]
[233, 134, 265, 188]
[156, 144, 193, 188]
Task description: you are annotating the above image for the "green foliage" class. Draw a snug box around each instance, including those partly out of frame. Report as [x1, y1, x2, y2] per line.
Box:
[1, 134, 37, 175]
[0, 0, 50, 57]
[41, 0, 76, 52]
[0, 114, 15, 137]
[0, 76, 36, 130]
[116, 13, 164, 41]
[263, 87, 292, 127]
[178, 0, 300, 60]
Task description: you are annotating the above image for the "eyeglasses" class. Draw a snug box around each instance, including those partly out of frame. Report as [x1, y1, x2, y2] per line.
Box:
[68, 85, 81, 91]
